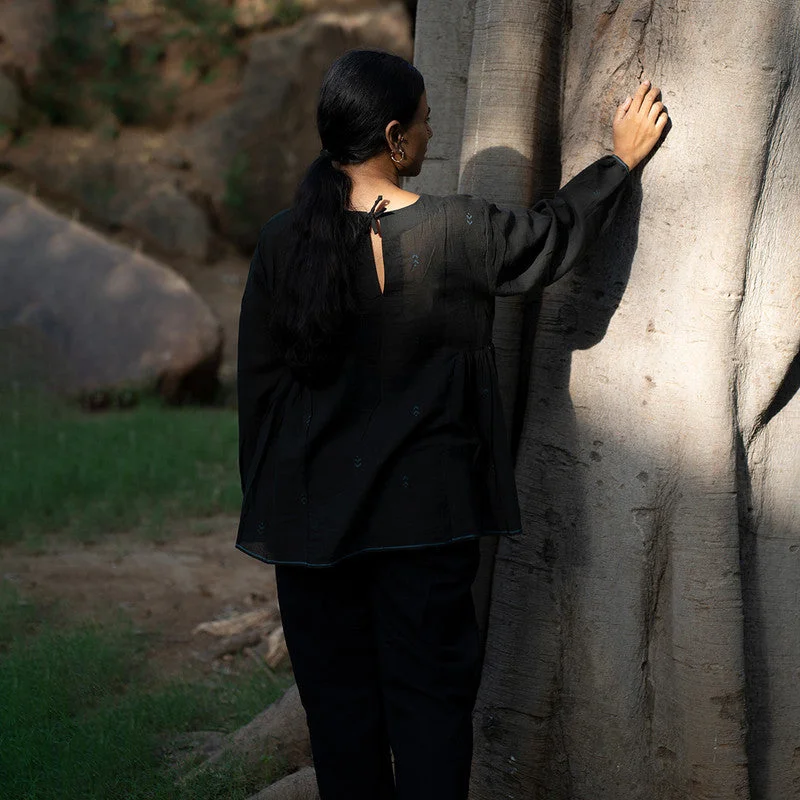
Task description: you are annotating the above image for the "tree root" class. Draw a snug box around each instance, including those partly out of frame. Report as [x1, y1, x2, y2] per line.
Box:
[246, 766, 319, 800]
[182, 683, 311, 789]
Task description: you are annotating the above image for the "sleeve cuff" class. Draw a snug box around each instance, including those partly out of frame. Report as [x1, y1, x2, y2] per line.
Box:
[610, 153, 631, 173]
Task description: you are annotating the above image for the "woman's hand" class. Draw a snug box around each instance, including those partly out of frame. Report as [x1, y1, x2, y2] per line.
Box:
[613, 80, 668, 170]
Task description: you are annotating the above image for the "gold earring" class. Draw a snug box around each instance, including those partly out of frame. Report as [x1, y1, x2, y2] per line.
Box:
[390, 148, 405, 164]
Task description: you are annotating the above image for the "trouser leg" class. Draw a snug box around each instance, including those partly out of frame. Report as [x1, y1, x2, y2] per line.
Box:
[275, 561, 395, 800]
[370, 539, 483, 800]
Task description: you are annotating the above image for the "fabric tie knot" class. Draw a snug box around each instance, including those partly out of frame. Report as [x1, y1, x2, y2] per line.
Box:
[367, 195, 388, 234]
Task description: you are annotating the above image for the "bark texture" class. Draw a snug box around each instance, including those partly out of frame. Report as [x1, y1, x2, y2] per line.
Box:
[413, 0, 800, 797]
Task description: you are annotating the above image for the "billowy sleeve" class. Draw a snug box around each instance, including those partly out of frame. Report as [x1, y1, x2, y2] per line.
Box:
[237, 219, 288, 495]
[483, 155, 630, 296]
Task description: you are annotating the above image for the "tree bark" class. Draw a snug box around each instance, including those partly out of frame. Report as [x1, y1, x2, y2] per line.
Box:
[413, 0, 800, 797]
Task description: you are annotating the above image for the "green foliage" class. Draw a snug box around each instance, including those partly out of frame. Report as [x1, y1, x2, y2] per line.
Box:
[274, 0, 305, 27]
[29, 0, 238, 128]
[0, 386, 242, 544]
[161, 0, 239, 83]
[223, 151, 253, 213]
[31, 1, 148, 125]
[0, 586, 290, 799]
[163, 0, 234, 29]
[222, 151, 266, 243]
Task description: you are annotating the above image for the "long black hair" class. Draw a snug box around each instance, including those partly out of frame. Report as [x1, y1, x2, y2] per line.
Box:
[269, 49, 425, 383]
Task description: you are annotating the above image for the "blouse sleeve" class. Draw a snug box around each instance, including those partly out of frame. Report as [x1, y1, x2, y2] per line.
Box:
[483, 154, 630, 296]
[237, 217, 288, 495]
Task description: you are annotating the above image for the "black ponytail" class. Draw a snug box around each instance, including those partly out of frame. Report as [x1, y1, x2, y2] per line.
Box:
[269, 50, 425, 383]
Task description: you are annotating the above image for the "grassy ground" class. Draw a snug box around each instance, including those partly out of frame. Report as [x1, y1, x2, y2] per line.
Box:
[0, 386, 242, 546]
[0, 387, 292, 798]
[0, 584, 289, 799]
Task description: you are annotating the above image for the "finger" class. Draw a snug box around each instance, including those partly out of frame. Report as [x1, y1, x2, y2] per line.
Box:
[640, 84, 661, 115]
[614, 96, 632, 122]
[648, 100, 664, 122]
[631, 79, 650, 113]
[656, 111, 668, 128]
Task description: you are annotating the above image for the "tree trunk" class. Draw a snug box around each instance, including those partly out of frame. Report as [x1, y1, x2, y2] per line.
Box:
[413, 0, 800, 797]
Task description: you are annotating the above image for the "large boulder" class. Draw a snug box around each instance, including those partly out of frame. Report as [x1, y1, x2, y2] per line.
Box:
[175, 3, 413, 250]
[3, 129, 212, 260]
[0, 184, 222, 402]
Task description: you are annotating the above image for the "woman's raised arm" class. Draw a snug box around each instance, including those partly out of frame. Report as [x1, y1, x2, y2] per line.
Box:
[482, 80, 668, 297]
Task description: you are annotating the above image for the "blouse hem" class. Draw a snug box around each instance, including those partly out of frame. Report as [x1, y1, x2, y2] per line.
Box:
[235, 527, 523, 568]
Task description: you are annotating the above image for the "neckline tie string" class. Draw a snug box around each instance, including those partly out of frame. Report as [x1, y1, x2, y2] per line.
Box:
[367, 195, 387, 234]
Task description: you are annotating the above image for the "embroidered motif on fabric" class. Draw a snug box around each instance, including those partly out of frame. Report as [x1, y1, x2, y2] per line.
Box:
[353, 456, 363, 468]
[299, 492, 308, 505]
[401, 475, 410, 489]
[410, 253, 421, 270]
[465, 212, 473, 225]
[411, 404, 421, 417]
[257, 520, 265, 534]
[303, 413, 312, 426]
[479, 387, 490, 397]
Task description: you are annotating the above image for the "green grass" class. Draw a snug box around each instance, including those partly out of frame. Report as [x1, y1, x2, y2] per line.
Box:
[0, 387, 242, 544]
[0, 584, 290, 799]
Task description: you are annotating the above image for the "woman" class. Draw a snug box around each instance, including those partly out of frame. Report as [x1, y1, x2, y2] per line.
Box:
[236, 49, 667, 800]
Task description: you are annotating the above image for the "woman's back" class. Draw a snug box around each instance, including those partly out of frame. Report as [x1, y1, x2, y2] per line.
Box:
[236, 154, 631, 567]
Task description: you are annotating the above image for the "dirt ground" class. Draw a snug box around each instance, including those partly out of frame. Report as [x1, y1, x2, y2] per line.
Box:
[1, 514, 280, 680]
[0, 175, 268, 678]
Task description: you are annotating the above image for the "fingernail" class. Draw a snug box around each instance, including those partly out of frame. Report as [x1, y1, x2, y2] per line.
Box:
[643, 79, 650, 85]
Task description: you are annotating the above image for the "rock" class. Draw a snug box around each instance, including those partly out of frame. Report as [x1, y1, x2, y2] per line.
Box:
[5, 129, 212, 259]
[0, 183, 222, 402]
[246, 767, 319, 800]
[232, 0, 381, 30]
[0, 73, 21, 129]
[0, 0, 55, 83]
[106, 0, 161, 28]
[178, 4, 413, 251]
[107, 0, 243, 128]
[0, 324, 73, 396]
[120, 181, 210, 260]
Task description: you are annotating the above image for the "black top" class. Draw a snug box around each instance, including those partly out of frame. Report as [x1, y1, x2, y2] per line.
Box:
[236, 154, 630, 566]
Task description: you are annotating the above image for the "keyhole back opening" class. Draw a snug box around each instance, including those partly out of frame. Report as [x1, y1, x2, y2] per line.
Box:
[369, 225, 386, 296]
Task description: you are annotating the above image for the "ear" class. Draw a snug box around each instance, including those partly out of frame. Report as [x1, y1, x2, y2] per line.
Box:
[384, 119, 404, 150]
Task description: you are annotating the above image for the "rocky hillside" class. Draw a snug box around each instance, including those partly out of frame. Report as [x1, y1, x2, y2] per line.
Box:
[0, 0, 413, 258]
[0, 0, 413, 398]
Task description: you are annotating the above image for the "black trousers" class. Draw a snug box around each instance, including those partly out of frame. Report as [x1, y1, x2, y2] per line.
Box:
[275, 538, 482, 800]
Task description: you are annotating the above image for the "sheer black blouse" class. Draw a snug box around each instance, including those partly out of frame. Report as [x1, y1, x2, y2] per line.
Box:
[236, 155, 630, 566]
